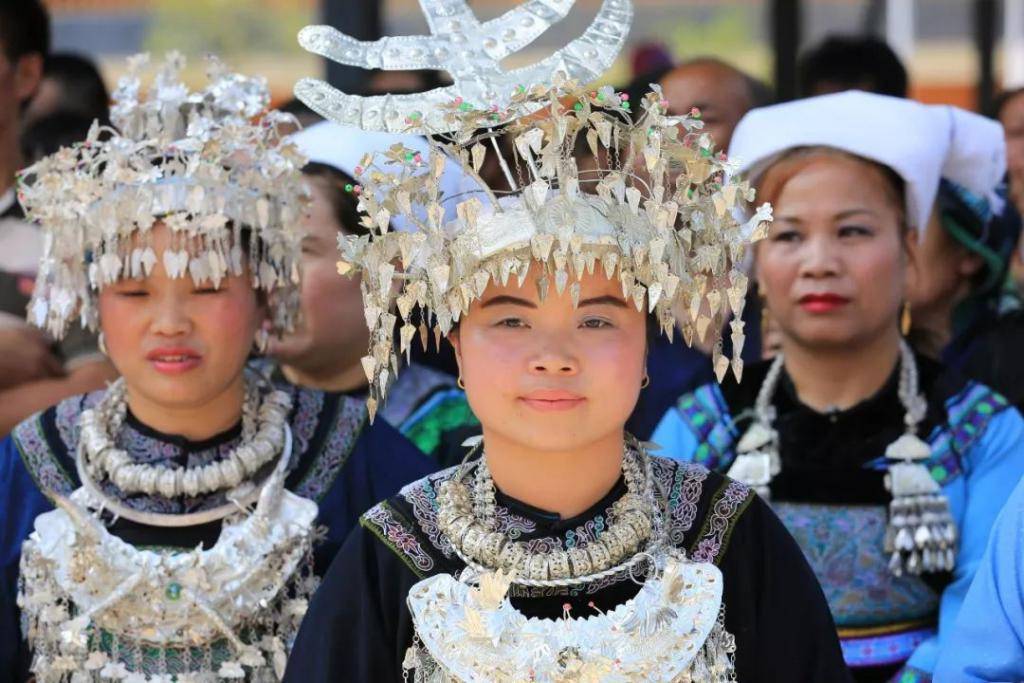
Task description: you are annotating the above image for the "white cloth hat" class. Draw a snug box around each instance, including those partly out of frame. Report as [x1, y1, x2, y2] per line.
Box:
[728, 90, 1006, 232]
[290, 121, 479, 232]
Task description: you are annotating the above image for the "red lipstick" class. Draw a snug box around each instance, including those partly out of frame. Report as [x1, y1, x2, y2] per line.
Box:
[799, 293, 850, 313]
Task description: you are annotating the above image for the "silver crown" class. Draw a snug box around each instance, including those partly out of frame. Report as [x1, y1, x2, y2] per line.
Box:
[295, 0, 633, 134]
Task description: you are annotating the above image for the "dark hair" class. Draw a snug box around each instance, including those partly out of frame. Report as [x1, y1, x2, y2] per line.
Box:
[39, 53, 110, 122]
[798, 35, 908, 98]
[995, 87, 1024, 121]
[0, 0, 50, 63]
[301, 162, 368, 237]
[21, 111, 106, 164]
[361, 69, 446, 96]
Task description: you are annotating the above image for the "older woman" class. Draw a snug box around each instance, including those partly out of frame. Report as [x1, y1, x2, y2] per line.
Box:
[653, 91, 1024, 681]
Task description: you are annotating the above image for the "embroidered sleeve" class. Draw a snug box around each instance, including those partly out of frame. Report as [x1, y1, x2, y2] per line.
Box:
[361, 501, 436, 577]
[926, 382, 1010, 486]
[689, 479, 755, 565]
[11, 406, 76, 497]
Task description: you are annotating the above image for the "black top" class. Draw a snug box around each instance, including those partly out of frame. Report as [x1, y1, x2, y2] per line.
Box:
[947, 309, 1024, 414]
[284, 456, 851, 683]
[717, 353, 959, 506]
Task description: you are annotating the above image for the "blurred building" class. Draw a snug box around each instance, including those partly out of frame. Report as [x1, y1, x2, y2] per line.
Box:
[40, 0, 1017, 110]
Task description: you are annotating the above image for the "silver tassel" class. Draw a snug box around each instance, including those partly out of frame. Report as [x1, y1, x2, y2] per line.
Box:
[883, 438, 957, 576]
[727, 421, 778, 499]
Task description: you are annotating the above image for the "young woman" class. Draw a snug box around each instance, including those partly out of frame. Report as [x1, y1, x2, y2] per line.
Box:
[282, 23, 849, 677]
[268, 121, 479, 462]
[653, 91, 1024, 681]
[0, 56, 433, 680]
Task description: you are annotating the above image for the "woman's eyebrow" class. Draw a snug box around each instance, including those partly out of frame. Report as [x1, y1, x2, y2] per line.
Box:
[834, 207, 879, 220]
[579, 295, 628, 308]
[479, 295, 537, 309]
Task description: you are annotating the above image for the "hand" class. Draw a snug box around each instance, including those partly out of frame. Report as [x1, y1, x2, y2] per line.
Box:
[0, 326, 64, 390]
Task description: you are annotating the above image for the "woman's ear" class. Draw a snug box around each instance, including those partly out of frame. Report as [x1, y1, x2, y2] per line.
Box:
[957, 250, 985, 278]
[902, 226, 922, 296]
[14, 53, 43, 105]
[448, 328, 463, 378]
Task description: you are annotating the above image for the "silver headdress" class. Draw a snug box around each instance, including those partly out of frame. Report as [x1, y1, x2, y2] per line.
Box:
[18, 53, 308, 339]
[296, 0, 632, 134]
[297, 0, 771, 419]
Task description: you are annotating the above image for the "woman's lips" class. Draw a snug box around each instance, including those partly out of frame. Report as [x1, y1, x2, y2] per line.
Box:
[798, 293, 850, 313]
[146, 347, 203, 374]
[518, 389, 587, 412]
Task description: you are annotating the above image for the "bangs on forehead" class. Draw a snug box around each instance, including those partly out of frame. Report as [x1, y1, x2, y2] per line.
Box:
[755, 146, 906, 224]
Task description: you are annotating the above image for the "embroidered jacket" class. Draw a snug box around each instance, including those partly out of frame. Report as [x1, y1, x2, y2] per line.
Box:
[284, 455, 851, 682]
[0, 384, 436, 677]
[653, 355, 1024, 680]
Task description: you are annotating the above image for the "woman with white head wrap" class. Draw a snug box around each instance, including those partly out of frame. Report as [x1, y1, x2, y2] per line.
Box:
[270, 121, 480, 462]
[653, 90, 1024, 680]
[906, 109, 1024, 411]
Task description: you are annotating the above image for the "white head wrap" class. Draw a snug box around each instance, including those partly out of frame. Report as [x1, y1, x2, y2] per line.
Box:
[728, 90, 1006, 232]
[290, 121, 479, 232]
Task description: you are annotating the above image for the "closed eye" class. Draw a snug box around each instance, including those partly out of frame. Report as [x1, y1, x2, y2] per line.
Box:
[117, 289, 148, 298]
[193, 286, 222, 295]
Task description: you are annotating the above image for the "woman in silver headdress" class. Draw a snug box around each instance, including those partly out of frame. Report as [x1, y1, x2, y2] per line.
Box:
[0, 54, 433, 681]
[282, 1, 849, 680]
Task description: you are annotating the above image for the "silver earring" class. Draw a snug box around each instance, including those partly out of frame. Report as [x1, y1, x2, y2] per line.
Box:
[98, 332, 107, 356]
[254, 328, 270, 354]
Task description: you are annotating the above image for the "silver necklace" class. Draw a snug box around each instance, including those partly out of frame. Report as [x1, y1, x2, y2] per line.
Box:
[79, 376, 292, 499]
[436, 438, 664, 587]
[729, 339, 957, 576]
[75, 422, 294, 527]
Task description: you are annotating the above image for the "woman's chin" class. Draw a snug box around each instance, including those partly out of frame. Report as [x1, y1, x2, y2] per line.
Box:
[789, 327, 869, 350]
[127, 374, 221, 409]
[497, 421, 609, 454]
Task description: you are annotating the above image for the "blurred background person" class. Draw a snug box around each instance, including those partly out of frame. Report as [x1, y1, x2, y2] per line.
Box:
[798, 34, 909, 98]
[270, 121, 479, 463]
[621, 56, 771, 438]
[655, 56, 772, 150]
[998, 88, 1024, 215]
[907, 178, 1024, 411]
[21, 111, 98, 164]
[0, 0, 114, 437]
[22, 52, 109, 128]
